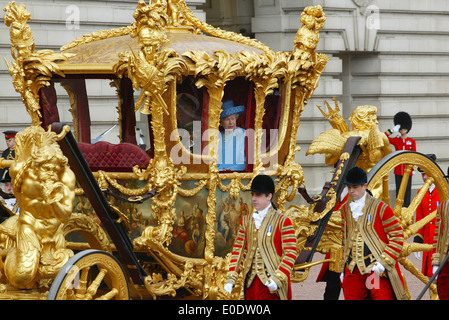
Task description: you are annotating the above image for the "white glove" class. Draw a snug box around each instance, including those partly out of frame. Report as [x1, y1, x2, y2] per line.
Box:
[433, 266, 439, 281]
[265, 279, 278, 291]
[372, 262, 385, 275]
[340, 272, 344, 283]
[414, 251, 422, 261]
[224, 283, 234, 294]
[390, 124, 401, 133]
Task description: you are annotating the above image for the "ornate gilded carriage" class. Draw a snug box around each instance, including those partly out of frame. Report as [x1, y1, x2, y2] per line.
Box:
[1, 0, 330, 300]
[1, 0, 446, 300]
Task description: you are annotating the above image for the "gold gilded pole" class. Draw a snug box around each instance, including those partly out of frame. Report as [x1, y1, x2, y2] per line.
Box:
[237, 51, 281, 171]
[113, 1, 190, 247]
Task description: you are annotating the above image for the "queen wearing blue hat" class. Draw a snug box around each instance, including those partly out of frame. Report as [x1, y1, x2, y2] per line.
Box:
[217, 100, 246, 171]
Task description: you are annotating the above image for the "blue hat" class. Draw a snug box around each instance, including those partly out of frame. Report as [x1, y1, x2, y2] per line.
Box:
[220, 100, 245, 119]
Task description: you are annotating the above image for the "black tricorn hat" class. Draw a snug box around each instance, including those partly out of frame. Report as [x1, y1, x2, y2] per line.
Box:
[344, 167, 367, 185]
[250, 174, 275, 195]
[394, 111, 412, 132]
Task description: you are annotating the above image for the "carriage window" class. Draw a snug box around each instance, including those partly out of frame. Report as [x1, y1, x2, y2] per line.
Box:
[262, 89, 281, 153]
[54, 78, 122, 144]
[85, 79, 120, 144]
[176, 77, 203, 155]
[173, 77, 282, 171]
[44, 77, 153, 173]
[218, 78, 254, 172]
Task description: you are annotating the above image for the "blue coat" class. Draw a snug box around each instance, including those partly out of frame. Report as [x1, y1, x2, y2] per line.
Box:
[217, 127, 246, 171]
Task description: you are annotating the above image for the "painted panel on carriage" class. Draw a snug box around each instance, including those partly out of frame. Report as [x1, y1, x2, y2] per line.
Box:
[72, 179, 253, 259]
[169, 179, 253, 259]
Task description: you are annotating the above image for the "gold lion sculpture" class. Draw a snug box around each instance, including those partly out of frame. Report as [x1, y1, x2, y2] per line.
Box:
[307, 98, 392, 174]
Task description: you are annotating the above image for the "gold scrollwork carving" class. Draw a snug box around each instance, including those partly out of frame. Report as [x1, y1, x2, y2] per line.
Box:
[3, 2, 71, 126]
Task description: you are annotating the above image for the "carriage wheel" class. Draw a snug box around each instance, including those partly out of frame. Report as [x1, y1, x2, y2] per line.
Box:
[367, 151, 449, 299]
[47, 249, 130, 300]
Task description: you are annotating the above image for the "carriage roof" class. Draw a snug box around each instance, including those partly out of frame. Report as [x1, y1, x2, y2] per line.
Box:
[58, 31, 266, 75]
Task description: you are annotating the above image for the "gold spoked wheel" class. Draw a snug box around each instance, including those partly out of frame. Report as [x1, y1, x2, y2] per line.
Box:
[47, 249, 130, 300]
[367, 151, 449, 299]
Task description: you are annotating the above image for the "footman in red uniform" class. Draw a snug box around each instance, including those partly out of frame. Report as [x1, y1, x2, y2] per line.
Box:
[340, 167, 407, 300]
[224, 174, 297, 300]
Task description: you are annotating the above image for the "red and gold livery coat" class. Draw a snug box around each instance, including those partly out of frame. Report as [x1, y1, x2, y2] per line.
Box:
[226, 207, 297, 300]
[341, 193, 407, 300]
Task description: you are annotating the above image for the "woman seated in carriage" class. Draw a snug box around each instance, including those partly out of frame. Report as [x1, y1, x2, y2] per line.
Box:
[217, 100, 246, 171]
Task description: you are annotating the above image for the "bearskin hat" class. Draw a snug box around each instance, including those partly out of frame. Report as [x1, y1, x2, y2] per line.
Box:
[394, 111, 412, 132]
[344, 167, 367, 186]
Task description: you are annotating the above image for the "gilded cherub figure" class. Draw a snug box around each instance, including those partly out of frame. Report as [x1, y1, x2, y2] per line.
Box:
[2, 126, 75, 289]
[294, 5, 326, 63]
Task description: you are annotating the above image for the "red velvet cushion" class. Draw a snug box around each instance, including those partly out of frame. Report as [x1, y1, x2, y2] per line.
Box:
[78, 141, 151, 172]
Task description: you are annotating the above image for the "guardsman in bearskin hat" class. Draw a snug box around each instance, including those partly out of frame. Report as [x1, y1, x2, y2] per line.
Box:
[385, 112, 416, 207]
[340, 167, 407, 300]
[414, 155, 439, 280]
[224, 174, 297, 300]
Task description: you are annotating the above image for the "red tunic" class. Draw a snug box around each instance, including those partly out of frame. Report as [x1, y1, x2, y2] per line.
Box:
[385, 134, 416, 175]
[416, 187, 439, 276]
